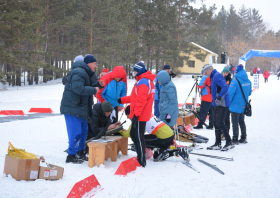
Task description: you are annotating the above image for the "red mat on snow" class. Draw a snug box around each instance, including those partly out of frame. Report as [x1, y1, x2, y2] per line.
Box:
[0, 110, 25, 115]
[29, 108, 53, 113]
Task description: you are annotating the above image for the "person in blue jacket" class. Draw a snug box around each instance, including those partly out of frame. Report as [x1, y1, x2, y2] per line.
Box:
[101, 76, 127, 123]
[154, 65, 172, 117]
[202, 64, 234, 151]
[229, 64, 251, 144]
[157, 70, 179, 128]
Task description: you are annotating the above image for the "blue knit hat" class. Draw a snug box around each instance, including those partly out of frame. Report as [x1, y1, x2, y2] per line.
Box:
[74, 55, 84, 62]
[163, 64, 171, 70]
[235, 64, 244, 73]
[84, 54, 97, 64]
[133, 61, 147, 76]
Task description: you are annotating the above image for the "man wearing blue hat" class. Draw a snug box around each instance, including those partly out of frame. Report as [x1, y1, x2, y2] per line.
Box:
[61, 54, 104, 164]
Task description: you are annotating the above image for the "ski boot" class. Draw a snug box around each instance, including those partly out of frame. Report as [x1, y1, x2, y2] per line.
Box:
[207, 143, 222, 150]
[193, 125, 203, 129]
[77, 150, 88, 161]
[153, 150, 170, 162]
[206, 125, 213, 130]
[176, 147, 190, 162]
[239, 138, 248, 144]
[232, 139, 239, 145]
[66, 155, 84, 164]
[221, 142, 235, 151]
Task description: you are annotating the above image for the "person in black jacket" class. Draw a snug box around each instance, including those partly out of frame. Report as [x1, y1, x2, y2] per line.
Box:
[60, 54, 104, 164]
[88, 101, 121, 140]
[221, 66, 232, 141]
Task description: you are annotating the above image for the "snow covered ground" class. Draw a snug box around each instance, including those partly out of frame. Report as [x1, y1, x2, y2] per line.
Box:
[0, 74, 280, 198]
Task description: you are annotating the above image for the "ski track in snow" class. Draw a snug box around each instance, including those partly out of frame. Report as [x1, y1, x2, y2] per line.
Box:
[0, 75, 280, 198]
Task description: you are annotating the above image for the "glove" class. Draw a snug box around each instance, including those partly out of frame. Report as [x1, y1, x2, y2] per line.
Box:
[215, 96, 222, 106]
[166, 114, 171, 123]
[132, 115, 138, 123]
[117, 98, 122, 104]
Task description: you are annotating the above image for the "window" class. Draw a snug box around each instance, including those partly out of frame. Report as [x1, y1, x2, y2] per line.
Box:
[188, 60, 195, 68]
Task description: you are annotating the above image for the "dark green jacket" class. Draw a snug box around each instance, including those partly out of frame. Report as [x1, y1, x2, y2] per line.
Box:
[60, 61, 97, 120]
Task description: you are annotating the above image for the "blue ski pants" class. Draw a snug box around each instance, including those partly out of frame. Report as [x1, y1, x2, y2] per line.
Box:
[64, 114, 88, 155]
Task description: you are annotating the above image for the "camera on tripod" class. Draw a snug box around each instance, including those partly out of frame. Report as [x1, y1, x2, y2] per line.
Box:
[192, 75, 202, 79]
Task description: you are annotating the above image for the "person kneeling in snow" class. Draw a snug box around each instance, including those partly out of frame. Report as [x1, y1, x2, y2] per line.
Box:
[120, 106, 189, 162]
[87, 101, 121, 141]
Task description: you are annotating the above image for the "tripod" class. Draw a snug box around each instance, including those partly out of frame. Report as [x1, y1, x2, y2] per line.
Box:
[181, 77, 209, 128]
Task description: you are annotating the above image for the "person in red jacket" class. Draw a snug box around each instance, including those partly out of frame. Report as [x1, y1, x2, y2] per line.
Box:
[96, 66, 127, 122]
[194, 74, 213, 129]
[253, 67, 258, 74]
[119, 61, 156, 167]
[263, 69, 269, 83]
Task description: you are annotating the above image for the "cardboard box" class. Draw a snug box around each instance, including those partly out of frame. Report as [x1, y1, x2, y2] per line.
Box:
[38, 164, 64, 180]
[3, 154, 40, 181]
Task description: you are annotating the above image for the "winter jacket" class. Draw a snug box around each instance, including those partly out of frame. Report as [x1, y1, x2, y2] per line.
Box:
[263, 70, 269, 79]
[96, 66, 127, 103]
[121, 71, 156, 122]
[60, 61, 98, 120]
[157, 70, 179, 127]
[120, 116, 174, 139]
[253, 68, 258, 74]
[229, 69, 252, 113]
[210, 69, 230, 107]
[198, 75, 212, 102]
[154, 77, 162, 101]
[101, 79, 127, 108]
[88, 103, 111, 139]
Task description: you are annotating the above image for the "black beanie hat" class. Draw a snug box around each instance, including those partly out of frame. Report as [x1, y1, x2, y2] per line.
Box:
[101, 101, 113, 112]
[84, 54, 97, 64]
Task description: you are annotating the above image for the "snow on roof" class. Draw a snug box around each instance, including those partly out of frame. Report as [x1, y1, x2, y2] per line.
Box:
[191, 42, 218, 56]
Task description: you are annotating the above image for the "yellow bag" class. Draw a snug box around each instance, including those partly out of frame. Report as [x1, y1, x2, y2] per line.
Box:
[8, 142, 38, 159]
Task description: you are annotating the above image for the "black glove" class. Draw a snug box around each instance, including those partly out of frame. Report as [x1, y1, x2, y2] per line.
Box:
[117, 98, 122, 104]
[215, 96, 222, 106]
[132, 115, 138, 123]
[165, 114, 171, 123]
[92, 82, 104, 89]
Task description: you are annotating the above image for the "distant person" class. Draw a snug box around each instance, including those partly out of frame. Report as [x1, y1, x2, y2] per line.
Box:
[263, 69, 269, 83]
[157, 70, 179, 128]
[277, 69, 280, 80]
[194, 72, 213, 129]
[100, 68, 109, 78]
[60, 54, 104, 164]
[154, 64, 172, 117]
[202, 64, 234, 151]
[257, 67, 261, 74]
[253, 67, 258, 74]
[228, 64, 251, 144]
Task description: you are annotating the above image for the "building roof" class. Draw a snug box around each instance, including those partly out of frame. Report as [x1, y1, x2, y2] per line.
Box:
[191, 42, 218, 57]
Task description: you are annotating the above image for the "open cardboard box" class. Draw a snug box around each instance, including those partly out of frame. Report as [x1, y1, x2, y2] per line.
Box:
[3, 154, 40, 181]
[38, 164, 64, 180]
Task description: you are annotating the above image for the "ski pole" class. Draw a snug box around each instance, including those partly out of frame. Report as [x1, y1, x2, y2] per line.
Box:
[190, 152, 234, 161]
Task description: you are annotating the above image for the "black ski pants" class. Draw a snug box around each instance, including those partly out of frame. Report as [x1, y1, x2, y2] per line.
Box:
[265, 78, 268, 83]
[130, 120, 146, 167]
[225, 110, 231, 134]
[144, 134, 174, 152]
[231, 112, 246, 140]
[112, 106, 119, 124]
[198, 101, 214, 127]
[214, 106, 231, 144]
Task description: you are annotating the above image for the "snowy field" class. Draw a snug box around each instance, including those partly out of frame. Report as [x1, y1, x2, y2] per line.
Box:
[0, 74, 280, 198]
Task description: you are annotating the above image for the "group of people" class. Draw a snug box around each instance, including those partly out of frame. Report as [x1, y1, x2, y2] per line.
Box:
[60, 55, 186, 166]
[194, 64, 252, 151]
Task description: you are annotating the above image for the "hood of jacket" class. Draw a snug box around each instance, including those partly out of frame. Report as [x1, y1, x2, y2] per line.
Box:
[100, 66, 127, 90]
[72, 60, 94, 77]
[235, 69, 248, 81]
[156, 70, 170, 85]
[136, 71, 156, 82]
